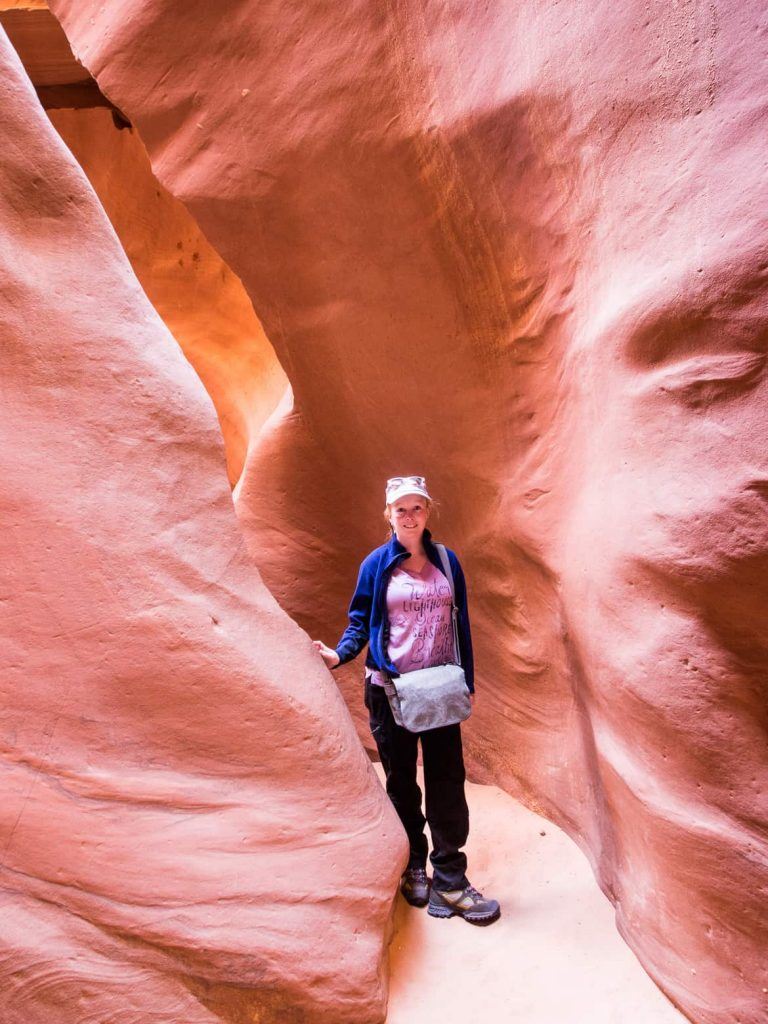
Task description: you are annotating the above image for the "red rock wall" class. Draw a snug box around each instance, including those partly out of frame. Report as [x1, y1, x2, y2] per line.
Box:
[0, 27, 406, 1024]
[38, 2, 768, 1022]
[48, 107, 287, 487]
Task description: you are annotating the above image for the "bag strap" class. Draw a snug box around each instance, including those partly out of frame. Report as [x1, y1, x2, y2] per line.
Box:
[435, 543, 461, 667]
[435, 543, 455, 600]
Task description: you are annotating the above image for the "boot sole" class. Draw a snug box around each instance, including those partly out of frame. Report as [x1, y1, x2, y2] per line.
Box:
[427, 903, 501, 925]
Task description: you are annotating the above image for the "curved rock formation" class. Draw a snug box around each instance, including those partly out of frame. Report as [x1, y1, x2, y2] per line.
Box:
[44, 2, 768, 1021]
[48, 106, 287, 486]
[0, 27, 406, 1024]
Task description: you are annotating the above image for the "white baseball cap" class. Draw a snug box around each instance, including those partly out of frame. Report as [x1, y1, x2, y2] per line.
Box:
[385, 475, 432, 504]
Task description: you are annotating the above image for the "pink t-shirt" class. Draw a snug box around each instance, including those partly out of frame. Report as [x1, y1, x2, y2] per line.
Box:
[370, 560, 456, 686]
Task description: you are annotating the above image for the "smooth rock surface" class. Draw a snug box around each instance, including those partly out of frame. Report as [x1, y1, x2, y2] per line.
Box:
[36, 1, 768, 1021]
[49, 106, 287, 485]
[0, 28, 406, 1024]
[0, 2, 48, 11]
[0, 4, 114, 112]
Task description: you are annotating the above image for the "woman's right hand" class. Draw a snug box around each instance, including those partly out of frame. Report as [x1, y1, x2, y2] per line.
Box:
[312, 640, 340, 669]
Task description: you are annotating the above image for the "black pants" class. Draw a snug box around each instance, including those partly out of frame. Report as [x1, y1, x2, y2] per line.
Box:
[365, 678, 470, 892]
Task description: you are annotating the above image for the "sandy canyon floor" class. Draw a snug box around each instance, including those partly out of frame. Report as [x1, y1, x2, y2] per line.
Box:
[382, 768, 686, 1024]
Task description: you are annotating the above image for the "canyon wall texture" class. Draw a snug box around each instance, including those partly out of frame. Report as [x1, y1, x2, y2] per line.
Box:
[0, 26, 406, 1024]
[43, 2, 768, 1022]
[48, 106, 287, 487]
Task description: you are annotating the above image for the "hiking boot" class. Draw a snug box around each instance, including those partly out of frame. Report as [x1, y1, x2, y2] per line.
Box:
[400, 866, 430, 907]
[428, 883, 501, 925]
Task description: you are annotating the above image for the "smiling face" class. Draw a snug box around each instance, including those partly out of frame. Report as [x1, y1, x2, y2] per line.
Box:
[387, 493, 430, 545]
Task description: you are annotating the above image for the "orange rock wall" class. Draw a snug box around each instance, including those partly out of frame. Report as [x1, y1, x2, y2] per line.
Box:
[45, 2, 768, 1021]
[49, 107, 287, 486]
[0, 26, 406, 1024]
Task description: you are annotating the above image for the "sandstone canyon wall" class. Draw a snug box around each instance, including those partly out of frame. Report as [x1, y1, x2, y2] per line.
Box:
[0, 25, 406, 1024]
[43, 2, 768, 1022]
[47, 106, 288, 487]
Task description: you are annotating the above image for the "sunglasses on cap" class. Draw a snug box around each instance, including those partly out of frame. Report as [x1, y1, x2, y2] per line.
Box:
[386, 475, 427, 490]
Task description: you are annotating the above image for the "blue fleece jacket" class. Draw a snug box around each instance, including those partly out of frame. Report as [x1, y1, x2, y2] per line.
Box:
[334, 528, 475, 692]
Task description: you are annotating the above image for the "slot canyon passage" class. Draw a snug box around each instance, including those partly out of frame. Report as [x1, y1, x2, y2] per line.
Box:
[1, 1, 767, 1022]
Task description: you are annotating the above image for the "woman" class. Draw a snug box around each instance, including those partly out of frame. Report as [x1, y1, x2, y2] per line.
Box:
[313, 475, 500, 925]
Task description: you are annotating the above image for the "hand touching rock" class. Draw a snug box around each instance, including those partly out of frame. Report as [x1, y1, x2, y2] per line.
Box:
[312, 640, 340, 669]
